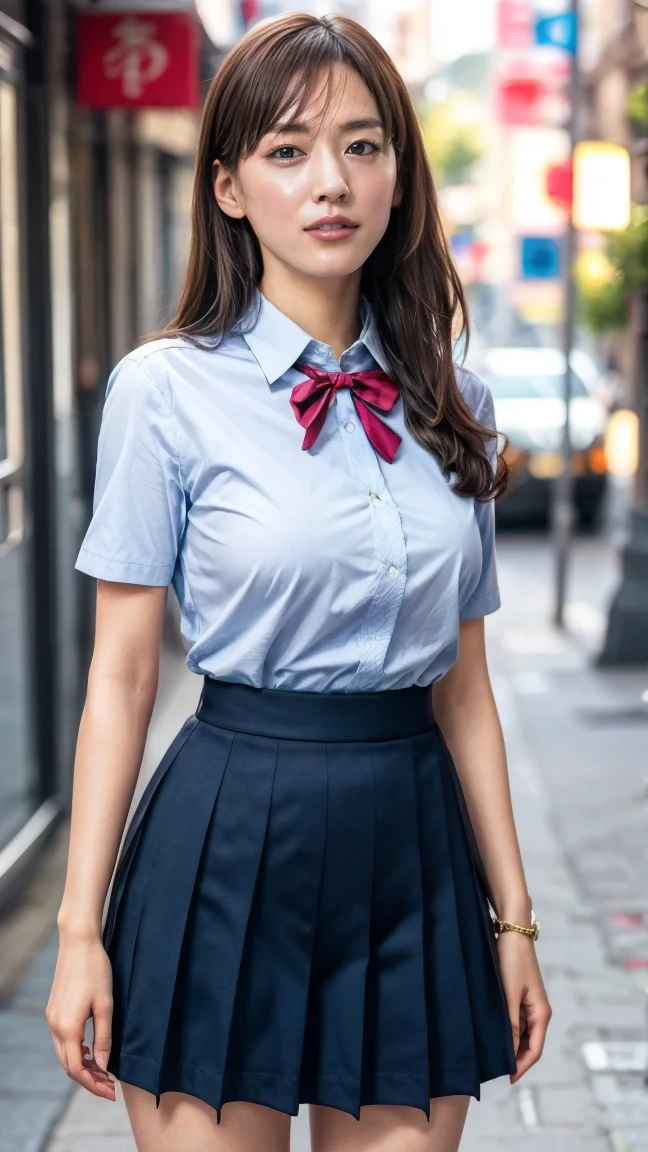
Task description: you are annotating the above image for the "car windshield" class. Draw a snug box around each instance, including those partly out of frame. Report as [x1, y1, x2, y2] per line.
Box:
[481, 367, 589, 400]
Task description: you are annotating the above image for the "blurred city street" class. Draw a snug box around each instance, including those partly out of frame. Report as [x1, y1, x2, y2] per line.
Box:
[1, 516, 647, 1152]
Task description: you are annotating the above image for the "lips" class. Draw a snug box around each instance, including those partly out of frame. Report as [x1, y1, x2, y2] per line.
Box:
[305, 216, 358, 231]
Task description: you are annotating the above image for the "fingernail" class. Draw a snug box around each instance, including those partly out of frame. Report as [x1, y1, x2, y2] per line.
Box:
[95, 1052, 108, 1071]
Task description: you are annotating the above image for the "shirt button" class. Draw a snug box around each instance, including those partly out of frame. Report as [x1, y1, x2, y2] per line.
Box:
[389, 564, 398, 575]
[369, 491, 377, 500]
[344, 421, 355, 432]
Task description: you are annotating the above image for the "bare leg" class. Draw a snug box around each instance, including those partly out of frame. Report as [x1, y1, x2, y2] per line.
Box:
[309, 1095, 471, 1152]
[121, 1082, 291, 1152]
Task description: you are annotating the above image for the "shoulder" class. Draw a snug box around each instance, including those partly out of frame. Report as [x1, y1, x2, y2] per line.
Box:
[453, 363, 495, 427]
[107, 330, 249, 409]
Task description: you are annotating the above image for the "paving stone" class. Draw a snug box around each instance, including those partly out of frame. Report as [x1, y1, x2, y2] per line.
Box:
[0, 1094, 69, 1152]
[53, 1083, 134, 1135]
[518, 1046, 590, 1086]
[47, 1138, 137, 1152]
[536, 1082, 608, 1127]
[461, 1136, 611, 1152]
[0, 1009, 53, 1050]
[0, 1043, 69, 1095]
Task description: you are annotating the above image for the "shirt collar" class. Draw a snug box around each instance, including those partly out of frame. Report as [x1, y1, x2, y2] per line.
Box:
[240, 286, 389, 383]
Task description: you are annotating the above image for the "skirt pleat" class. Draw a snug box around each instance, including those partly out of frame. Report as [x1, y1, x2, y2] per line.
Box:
[220, 738, 329, 1115]
[118, 724, 237, 1097]
[299, 744, 376, 1114]
[357, 741, 430, 1113]
[411, 732, 482, 1097]
[157, 730, 278, 1110]
[103, 693, 517, 1122]
[437, 741, 518, 1082]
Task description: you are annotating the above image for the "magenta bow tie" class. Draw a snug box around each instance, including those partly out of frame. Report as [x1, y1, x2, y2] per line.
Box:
[290, 362, 402, 463]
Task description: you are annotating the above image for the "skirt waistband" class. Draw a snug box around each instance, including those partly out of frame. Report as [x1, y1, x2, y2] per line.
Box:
[196, 677, 436, 742]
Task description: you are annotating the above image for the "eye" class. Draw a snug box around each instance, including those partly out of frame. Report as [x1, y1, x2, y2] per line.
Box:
[347, 139, 381, 156]
[269, 144, 302, 161]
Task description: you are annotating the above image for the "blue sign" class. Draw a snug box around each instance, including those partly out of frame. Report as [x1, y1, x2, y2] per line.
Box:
[521, 237, 561, 279]
[535, 13, 578, 54]
[450, 233, 473, 259]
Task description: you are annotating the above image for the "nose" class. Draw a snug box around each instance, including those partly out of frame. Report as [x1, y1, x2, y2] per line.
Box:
[309, 143, 350, 204]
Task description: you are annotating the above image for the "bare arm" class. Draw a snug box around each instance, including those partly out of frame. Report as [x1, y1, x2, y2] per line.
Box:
[433, 617, 551, 1082]
[47, 580, 167, 1098]
[433, 616, 530, 924]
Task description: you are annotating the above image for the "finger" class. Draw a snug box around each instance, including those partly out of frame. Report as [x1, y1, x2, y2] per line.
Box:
[75, 1066, 117, 1099]
[511, 1010, 551, 1080]
[51, 1033, 70, 1077]
[507, 1003, 521, 1055]
[66, 1043, 116, 1098]
[82, 1044, 114, 1083]
[62, 1030, 89, 1084]
[91, 997, 113, 1073]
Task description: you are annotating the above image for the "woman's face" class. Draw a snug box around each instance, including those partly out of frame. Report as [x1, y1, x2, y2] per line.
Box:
[213, 63, 401, 283]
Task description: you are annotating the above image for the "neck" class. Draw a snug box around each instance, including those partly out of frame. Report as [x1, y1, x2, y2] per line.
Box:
[259, 265, 362, 362]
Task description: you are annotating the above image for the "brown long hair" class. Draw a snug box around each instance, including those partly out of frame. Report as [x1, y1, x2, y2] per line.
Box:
[155, 12, 507, 500]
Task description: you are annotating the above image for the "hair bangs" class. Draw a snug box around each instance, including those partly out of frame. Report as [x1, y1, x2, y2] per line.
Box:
[235, 24, 398, 162]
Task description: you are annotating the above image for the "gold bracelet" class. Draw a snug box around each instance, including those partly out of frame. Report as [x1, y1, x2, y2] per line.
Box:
[495, 918, 539, 941]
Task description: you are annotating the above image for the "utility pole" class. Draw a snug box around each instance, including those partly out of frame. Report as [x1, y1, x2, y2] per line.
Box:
[553, 0, 579, 629]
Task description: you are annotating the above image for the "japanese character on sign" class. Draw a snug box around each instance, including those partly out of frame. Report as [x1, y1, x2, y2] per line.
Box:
[77, 11, 200, 110]
[102, 17, 170, 101]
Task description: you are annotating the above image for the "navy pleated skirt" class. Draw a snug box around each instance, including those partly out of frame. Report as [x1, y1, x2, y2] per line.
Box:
[102, 677, 517, 1122]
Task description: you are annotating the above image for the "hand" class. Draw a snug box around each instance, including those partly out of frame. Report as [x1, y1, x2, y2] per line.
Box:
[496, 930, 552, 1083]
[46, 934, 116, 1100]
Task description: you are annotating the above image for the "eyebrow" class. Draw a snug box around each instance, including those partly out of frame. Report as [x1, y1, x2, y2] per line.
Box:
[270, 117, 385, 135]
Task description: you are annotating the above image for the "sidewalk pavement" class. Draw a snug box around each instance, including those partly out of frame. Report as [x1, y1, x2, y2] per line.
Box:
[2, 533, 646, 1151]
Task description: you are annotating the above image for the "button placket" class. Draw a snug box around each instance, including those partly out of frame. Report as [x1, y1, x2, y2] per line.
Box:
[332, 385, 408, 691]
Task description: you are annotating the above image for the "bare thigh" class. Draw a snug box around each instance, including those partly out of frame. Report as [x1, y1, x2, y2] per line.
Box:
[121, 1082, 291, 1152]
[309, 1095, 471, 1152]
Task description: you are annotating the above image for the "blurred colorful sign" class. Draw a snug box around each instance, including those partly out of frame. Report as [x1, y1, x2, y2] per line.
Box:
[450, 235, 488, 284]
[521, 236, 561, 278]
[511, 280, 564, 324]
[535, 13, 577, 54]
[573, 142, 631, 231]
[241, 0, 259, 22]
[495, 57, 571, 125]
[545, 157, 573, 211]
[497, 76, 547, 125]
[509, 127, 571, 235]
[497, 0, 532, 49]
[77, 11, 201, 109]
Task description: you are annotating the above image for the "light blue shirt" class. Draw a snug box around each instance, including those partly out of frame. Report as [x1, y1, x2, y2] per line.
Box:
[76, 288, 500, 692]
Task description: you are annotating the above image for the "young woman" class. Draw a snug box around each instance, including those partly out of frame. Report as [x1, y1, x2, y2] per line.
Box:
[46, 12, 551, 1152]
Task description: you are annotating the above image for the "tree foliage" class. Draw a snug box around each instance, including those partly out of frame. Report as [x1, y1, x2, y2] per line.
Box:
[419, 94, 485, 186]
[627, 82, 648, 134]
[577, 207, 648, 334]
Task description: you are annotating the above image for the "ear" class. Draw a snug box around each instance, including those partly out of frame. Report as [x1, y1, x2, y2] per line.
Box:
[391, 180, 403, 209]
[213, 158, 246, 220]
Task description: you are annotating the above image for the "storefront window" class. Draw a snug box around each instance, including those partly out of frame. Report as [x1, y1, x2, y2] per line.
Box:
[0, 73, 36, 849]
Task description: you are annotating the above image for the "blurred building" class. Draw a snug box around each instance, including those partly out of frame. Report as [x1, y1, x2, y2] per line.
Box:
[0, 0, 210, 908]
[582, 0, 648, 662]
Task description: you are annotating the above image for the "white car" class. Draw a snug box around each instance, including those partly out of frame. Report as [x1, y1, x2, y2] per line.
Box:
[465, 347, 609, 525]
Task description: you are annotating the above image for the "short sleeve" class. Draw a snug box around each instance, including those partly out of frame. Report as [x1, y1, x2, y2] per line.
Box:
[457, 369, 501, 620]
[75, 354, 185, 585]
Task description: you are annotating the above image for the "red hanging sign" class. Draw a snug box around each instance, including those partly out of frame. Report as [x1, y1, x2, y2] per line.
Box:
[77, 11, 201, 109]
[545, 158, 573, 210]
[495, 57, 571, 126]
[497, 77, 547, 125]
[497, 0, 533, 49]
